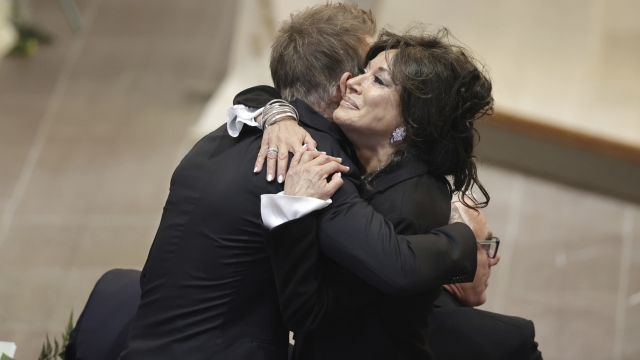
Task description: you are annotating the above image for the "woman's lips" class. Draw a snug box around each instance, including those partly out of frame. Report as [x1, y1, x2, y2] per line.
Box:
[342, 97, 359, 110]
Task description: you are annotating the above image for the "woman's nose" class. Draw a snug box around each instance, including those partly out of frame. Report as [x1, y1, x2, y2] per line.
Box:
[346, 74, 363, 95]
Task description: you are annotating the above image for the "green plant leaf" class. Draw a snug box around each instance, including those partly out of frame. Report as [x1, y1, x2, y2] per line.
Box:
[58, 311, 74, 359]
[38, 310, 75, 360]
[38, 334, 53, 360]
[53, 338, 60, 357]
[37, 343, 48, 360]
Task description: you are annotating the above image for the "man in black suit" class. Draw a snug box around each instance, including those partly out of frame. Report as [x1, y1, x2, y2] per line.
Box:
[428, 201, 543, 360]
[118, 4, 477, 360]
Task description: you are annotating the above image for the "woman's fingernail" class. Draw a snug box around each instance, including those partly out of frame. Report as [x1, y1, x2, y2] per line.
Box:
[321, 151, 327, 155]
[254, 167, 259, 173]
[345, 166, 349, 170]
[278, 175, 284, 183]
[336, 172, 342, 177]
[337, 158, 342, 161]
[302, 144, 307, 148]
[267, 174, 273, 181]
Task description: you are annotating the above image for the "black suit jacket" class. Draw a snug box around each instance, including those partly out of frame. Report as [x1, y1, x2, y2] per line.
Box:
[428, 291, 543, 360]
[266, 155, 457, 360]
[119, 93, 477, 360]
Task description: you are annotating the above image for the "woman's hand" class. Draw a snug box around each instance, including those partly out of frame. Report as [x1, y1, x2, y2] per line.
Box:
[284, 151, 349, 200]
[255, 119, 318, 183]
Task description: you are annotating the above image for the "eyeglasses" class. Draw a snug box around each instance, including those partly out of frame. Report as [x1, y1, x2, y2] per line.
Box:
[477, 237, 500, 259]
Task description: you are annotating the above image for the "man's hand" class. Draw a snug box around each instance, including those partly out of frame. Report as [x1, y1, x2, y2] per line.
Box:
[450, 200, 489, 240]
[449, 202, 466, 225]
[284, 151, 349, 200]
[255, 119, 318, 183]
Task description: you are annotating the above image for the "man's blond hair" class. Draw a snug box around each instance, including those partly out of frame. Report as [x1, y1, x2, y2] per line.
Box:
[270, 3, 376, 114]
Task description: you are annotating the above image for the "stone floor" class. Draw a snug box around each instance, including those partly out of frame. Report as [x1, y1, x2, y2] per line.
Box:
[0, 0, 236, 358]
[477, 165, 640, 360]
[0, 1, 638, 360]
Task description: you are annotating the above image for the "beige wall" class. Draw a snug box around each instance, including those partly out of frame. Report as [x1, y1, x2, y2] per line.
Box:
[197, 0, 640, 148]
[375, 0, 640, 147]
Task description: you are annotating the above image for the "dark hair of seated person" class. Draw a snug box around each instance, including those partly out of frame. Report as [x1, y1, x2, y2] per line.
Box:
[363, 28, 493, 209]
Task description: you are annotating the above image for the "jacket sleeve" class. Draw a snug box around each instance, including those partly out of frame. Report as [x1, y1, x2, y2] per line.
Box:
[315, 178, 477, 295]
[266, 214, 331, 332]
[266, 213, 384, 333]
[265, 178, 477, 333]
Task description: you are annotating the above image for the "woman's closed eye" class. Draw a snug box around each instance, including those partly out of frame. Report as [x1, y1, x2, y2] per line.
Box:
[360, 67, 390, 87]
[374, 75, 386, 86]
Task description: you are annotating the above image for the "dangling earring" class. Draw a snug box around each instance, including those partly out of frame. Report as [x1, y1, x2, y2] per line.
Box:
[390, 127, 406, 143]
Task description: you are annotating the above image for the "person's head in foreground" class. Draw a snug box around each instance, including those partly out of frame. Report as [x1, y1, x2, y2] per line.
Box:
[270, 3, 376, 117]
[334, 28, 494, 207]
[445, 201, 501, 306]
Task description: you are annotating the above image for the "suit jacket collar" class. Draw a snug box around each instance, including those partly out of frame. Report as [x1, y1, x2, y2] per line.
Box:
[291, 99, 358, 162]
[434, 290, 462, 308]
[291, 99, 349, 144]
[361, 154, 431, 199]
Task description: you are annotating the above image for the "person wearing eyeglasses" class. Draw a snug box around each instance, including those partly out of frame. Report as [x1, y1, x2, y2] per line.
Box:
[441, 200, 500, 307]
[428, 201, 543, 360]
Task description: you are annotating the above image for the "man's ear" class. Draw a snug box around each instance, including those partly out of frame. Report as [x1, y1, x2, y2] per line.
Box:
[328, 85, 342, 104]
[339, 72, 352, 98]
[325, 83, 344, 110]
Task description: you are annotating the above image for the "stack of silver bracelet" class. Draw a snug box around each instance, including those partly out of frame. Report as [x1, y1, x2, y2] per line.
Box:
[261, 99, 299, 129]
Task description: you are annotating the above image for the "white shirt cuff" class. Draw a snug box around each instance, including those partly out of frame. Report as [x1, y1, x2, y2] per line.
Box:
[261, 191, 332, 229]
[227, 105, 264, 137]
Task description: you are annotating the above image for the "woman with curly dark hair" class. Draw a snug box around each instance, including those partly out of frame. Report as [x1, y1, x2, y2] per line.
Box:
[270, 27, 495, 360]
[337, 28, 492, 208]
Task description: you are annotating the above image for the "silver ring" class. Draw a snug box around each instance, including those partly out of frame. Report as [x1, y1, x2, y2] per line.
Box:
[267, 147, 279, 155]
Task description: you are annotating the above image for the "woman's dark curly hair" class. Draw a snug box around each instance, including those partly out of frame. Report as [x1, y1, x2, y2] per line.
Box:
[364, 28, 493, 208]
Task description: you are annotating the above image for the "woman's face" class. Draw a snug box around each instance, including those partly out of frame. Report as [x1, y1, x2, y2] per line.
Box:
[333, 50, 403, 148]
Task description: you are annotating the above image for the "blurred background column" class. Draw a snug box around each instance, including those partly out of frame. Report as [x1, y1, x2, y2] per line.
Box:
[0, 0, 17, 59]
